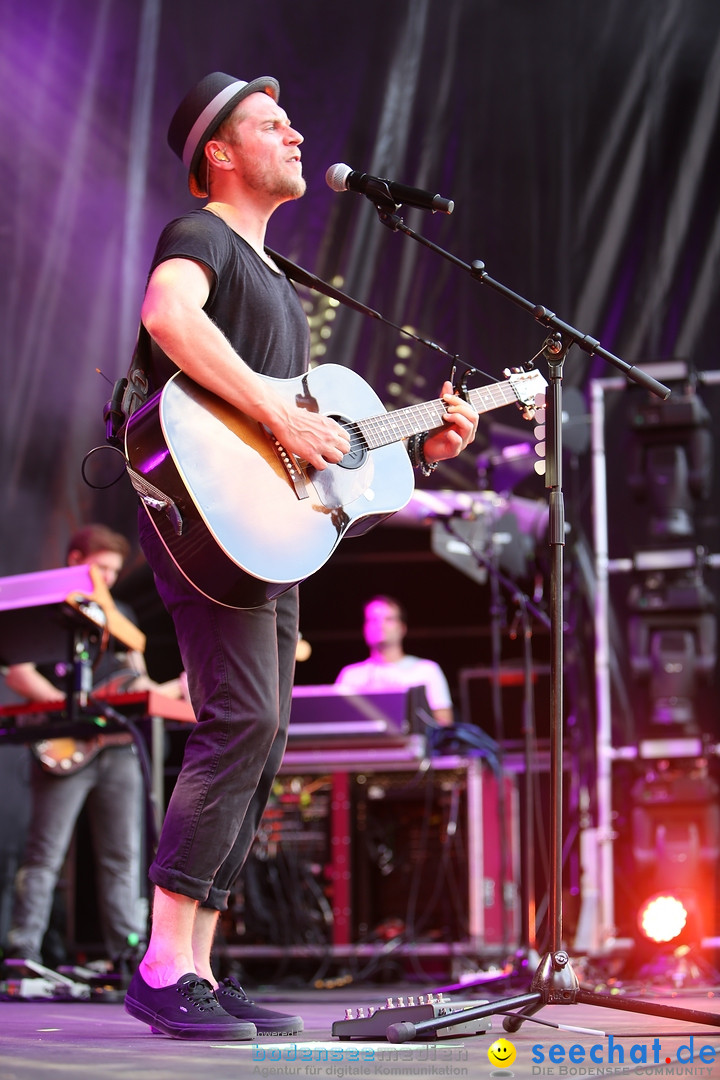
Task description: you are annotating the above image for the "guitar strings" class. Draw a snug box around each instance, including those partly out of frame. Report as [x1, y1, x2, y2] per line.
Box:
[294, 370, 540, 460]
[337, 377, 527, 454]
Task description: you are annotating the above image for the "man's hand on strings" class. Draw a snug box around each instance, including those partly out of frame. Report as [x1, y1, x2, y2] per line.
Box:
[271, 406, 351, 470]
[423, 381, 479, 463]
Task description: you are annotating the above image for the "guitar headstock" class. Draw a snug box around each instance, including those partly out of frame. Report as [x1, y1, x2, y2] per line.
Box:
[504, 366, 548, 420]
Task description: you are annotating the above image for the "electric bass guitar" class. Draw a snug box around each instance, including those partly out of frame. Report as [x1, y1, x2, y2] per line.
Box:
[124, 363, 546, 609]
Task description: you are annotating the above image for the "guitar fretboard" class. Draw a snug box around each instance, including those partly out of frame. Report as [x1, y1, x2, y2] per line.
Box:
[356, 378, 529, 450]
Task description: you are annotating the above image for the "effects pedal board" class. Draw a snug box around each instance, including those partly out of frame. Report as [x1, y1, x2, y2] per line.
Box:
[1, 958, 91, 1001]
[332, 993, 490, 1040]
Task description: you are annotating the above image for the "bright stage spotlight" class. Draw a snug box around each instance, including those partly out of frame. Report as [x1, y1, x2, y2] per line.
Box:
[637, 893, 689, 945]
[620, 767, 720, 985]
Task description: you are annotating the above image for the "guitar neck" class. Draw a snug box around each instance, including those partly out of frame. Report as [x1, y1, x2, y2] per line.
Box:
[357, 380, 521, 450]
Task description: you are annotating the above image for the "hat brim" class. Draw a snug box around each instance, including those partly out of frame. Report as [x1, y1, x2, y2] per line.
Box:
[187, 76, 280, 197]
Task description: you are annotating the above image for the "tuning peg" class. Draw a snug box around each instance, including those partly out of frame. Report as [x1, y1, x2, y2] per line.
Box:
[533, 393, 547, 475]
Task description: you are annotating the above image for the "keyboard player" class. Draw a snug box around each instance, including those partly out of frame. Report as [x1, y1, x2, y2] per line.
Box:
[335, 595, 454, 727]
[2, 524, 184, 977]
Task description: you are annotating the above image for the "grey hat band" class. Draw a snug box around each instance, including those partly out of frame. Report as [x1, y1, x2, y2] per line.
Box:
[182, 79, 249, 169]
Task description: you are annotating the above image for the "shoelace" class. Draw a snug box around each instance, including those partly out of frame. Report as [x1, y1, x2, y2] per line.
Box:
[180, 976, 226, 1012]
[219, 977, 252, 1002]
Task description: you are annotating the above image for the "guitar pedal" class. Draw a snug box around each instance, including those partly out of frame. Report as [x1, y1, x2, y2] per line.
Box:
[332, 993, 490, 1040]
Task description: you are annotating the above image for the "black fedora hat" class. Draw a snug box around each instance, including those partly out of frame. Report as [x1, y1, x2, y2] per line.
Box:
[168, 72, 280, 197]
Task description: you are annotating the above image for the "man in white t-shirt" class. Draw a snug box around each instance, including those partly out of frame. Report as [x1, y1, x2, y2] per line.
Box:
[335, 595, 454, 726]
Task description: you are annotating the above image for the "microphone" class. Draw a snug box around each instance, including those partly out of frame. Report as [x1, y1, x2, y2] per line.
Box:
[325, 163, 454, 214]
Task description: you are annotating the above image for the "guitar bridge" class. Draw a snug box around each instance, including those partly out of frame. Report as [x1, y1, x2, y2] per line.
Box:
[270, 436, 309, 500]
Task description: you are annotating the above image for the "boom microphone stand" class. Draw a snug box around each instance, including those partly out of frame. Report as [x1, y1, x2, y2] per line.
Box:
[354, 199, 720, 1042]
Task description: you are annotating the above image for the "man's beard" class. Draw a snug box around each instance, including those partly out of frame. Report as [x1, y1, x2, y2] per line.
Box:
[244, 159, 306, 200]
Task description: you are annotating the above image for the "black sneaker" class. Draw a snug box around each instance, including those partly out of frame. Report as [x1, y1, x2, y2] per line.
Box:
[214, 976, 304, 1035]
[125, 969, 257, 1040]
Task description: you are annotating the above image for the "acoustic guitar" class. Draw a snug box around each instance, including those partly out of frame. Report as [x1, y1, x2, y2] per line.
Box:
[124, 363, 546, 609]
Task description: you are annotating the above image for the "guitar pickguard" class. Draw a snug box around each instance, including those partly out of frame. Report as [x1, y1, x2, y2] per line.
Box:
[309, 450, 375, 512]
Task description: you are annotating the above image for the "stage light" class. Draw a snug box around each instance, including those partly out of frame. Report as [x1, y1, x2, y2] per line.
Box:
[627, 378, 713, 541]
[622, 766, 720, 982]
[638, 893, 688, 944]
[626, 567, 716, 736]
[625, 372, 716, 739]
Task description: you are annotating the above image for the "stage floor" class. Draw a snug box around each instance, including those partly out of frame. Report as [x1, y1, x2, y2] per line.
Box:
[2, 981, 720, 1079]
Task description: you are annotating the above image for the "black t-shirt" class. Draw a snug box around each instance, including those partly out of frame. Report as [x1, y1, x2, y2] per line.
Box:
[142, 209, 310, 393]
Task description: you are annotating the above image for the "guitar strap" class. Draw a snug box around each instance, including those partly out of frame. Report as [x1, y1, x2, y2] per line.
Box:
[267, 249, 387, 322]
[121, 326, 153, 419]
[267, 250, 455, 363]
[104, 325, 152, 448]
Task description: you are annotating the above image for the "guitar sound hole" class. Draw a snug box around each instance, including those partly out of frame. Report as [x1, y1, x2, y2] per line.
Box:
[333, 416, 366, 470]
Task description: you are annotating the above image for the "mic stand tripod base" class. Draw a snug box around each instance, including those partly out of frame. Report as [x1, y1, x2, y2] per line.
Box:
[503, 950, 578, 1030]
[385, 947, 720, 1043]
[385, 951, 575, 1043]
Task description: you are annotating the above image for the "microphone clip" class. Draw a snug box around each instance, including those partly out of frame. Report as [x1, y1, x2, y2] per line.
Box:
[361, 177, 403, 215]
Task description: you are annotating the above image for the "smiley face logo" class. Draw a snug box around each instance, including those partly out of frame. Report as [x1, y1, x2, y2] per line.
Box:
[487, 1037, 517, 1069]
